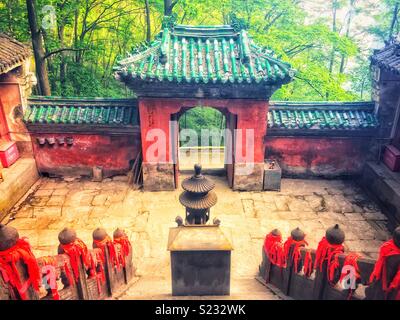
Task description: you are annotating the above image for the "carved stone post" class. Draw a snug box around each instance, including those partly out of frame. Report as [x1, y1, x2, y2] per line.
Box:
[0, 224, 40, 300]
[58, 228, 90, 300]
[93, 228, 114, 296]
[312, 224, 345, 300]
[365, 226, 400, 300]
[283, 227, 306, 296]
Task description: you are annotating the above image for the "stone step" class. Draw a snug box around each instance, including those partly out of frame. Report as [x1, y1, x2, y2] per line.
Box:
[0, 158, 39, 221]
[116, 277, 280, 300]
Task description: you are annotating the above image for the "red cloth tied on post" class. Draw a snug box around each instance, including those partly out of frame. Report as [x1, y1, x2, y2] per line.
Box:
[339, 252, 361, 299]
[263, 232, 283, 267]
[370, 239, 400, 300]
[90, 250, 106, 295]
[93, 236, 120, 270]
[0, 238, 41, 300]
[62, 257, 75, 288]
[314, 237, 344, 285]
[40, 256, 60, 300]
[303, 250, 313, 277]
[283, 236, 308, 271]
[60, 238, 92, 280]
[113, 236, 131, 268]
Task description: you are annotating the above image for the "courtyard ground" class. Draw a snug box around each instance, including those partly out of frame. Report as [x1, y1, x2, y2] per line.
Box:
[2, 174, 391, 299]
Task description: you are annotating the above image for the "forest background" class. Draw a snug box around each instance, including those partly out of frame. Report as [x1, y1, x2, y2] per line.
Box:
[1, 0, 399, 132]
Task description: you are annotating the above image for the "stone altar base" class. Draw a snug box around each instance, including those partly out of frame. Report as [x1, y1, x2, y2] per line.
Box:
[168, 225, 233, 296]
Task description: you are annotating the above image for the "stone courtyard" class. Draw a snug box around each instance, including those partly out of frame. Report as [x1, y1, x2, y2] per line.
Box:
[1, 174, 391, 299]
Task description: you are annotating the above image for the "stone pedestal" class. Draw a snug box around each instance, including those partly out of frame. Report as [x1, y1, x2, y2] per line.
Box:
[233, 162, 264, 191]
[142, 162, 175, 191]
[167, 225, 233, 296]
[263, 160, 282, 191]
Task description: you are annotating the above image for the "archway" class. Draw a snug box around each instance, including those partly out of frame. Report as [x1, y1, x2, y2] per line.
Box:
[138, 98, 267, 191]
[177, 106, 226, 174]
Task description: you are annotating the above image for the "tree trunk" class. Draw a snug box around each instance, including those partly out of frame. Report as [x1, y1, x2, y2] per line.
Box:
[328, 0, 338, 75]
[58, 24, 67, 95]
[389, 2, 400, 40]
[145, 0, 151, 42]
[164, 0, 174, 16]
[340, 0, 356, 74]
[74, 7, 79, 63]
[26, 0, 51, 96]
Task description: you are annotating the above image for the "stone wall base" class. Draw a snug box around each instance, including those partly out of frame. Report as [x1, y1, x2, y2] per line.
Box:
[0, 158, 39, 220]
[142, 162, 175, 191]
[233, 163, 264, 191]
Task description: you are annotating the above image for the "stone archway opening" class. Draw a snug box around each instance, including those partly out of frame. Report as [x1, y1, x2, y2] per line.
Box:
[177, 106, 227, 174]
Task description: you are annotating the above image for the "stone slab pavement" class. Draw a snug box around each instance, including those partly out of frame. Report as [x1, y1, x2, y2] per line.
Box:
[2, 174, 391, 299]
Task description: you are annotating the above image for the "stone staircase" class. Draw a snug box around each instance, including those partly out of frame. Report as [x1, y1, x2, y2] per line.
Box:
[116, 276, 280, 300]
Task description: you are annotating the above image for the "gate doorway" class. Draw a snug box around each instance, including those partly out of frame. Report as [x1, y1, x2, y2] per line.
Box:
[171, 105, 236, 188]
[178, 106, 226, 174]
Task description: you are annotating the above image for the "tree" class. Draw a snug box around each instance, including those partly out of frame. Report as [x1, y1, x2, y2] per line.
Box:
[26, 0, 51, 95]
[2, 0, 388, 100]
[164, 0, 179, 16]
[145, 0, 151, 42]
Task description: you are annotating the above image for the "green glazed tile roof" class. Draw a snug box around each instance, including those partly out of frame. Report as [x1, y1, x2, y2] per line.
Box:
[268, 102, 378, 130]
[25, 97, 138, 126]
[115, 24, 295, 85]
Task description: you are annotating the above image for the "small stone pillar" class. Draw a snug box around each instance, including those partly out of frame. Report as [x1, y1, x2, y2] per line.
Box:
[263, 160, 282, 191]
[168, 164, 233, 296]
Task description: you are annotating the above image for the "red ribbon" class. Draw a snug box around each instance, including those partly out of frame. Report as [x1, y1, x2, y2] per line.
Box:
[113, 236, 131, 268]
[90, 250, 106, 295]
[303, 250, 313, 277]
[60, 238, 93, 280]
[263, 232, 283, 267]
[0, 238, 41, 300]
[40, 256, 60, 300]
[283, 236, 308, 271]
[93, 236, 121, 270]
[340, 252, 361, 300]
[370, 239, 400, 300]
[314, 237, 344, 285]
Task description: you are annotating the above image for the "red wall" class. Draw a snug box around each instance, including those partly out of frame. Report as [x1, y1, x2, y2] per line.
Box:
[139, 97, 268, 163]
[0, 73, 21, 141]
[265, 136, 371, 177]
[31, 133, 141, 177]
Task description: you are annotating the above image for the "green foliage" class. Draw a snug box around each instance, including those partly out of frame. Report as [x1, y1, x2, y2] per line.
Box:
[0, 0, 396, 100]
[179, 107, 225, 146]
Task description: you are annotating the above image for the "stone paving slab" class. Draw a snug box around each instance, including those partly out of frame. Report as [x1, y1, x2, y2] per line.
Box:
[117, 277, 280, 300]
[2, 174, 392, 298]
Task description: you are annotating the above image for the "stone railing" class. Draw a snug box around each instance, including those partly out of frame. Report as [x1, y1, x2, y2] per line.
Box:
[259, 225, 400, 300]
[0, 225, 134, 300]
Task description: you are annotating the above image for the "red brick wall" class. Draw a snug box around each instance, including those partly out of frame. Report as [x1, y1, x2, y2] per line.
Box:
[31, 133, 141, 177]
[265, 136, 371, 177]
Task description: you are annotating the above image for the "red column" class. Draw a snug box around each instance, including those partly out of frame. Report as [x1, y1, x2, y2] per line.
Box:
[138, 98, 181, 191]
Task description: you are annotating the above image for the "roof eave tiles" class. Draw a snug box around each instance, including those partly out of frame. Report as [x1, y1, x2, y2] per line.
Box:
[114, 24, 295, 86]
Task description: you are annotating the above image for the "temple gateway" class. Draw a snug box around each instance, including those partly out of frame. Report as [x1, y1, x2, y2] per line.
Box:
[1, 18, 400, 301]
[22, 22, 379, 192]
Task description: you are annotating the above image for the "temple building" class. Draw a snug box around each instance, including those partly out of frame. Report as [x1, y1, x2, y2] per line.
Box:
[22, 22, 380, 193]
[361, 37, 400, 225]
[0, 34, 38, 218]
[0, 22, 399, 217]
[1, 22, 400, 302]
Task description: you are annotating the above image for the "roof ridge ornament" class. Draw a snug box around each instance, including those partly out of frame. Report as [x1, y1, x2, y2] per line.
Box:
[228, 13, 249, 32]
[162, 14, 177, 30]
